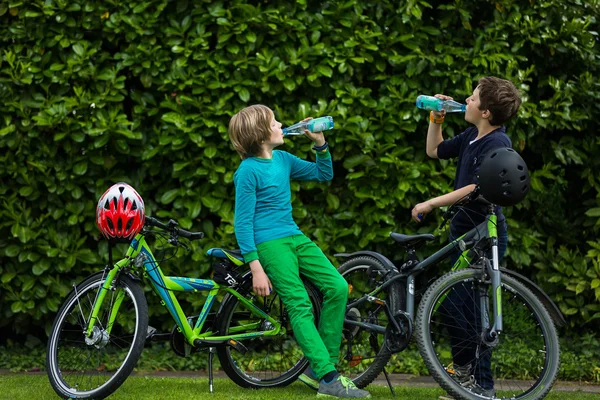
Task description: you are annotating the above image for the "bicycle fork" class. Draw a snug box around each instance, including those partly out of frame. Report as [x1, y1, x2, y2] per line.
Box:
[483, 240, 503, 341]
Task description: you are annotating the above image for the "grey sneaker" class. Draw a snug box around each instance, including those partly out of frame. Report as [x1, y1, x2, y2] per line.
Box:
[448, 363, 473, 385]
[465, 382, 496, 398]
[440, 364, 496, 399]
[317, 375, 371, 398]
[439, 364, 472, 400]
[298, 368, 319, 391]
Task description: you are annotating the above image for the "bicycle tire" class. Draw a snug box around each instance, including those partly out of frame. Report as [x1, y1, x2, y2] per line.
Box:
[337, 256, 404, 389]
[46, 271, 148, 399]
[416, 268, 560, 400]
[216, 275, 322, 388]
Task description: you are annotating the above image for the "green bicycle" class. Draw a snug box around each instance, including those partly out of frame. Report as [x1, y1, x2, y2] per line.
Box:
[46, 216, 321, 399]
[335, 189, 563, 400]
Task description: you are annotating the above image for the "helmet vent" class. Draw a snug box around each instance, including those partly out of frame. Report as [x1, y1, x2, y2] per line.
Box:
[499, 169, 507, 178]
[104, 199, 110, 209]
[126, 219, 133, 231]
[113, 198, 118, 209]
[118, 218, 123, 231]
[520, 175, 527, 181]
[131, 201, 137, 211]
[123, 198, 129, 209]
[502, 180, 510, 187]
[517, 165, 524, 171]
[503, 190, 512, 196]
[107, 219, 114, 230]
[119, 186, 125, 193]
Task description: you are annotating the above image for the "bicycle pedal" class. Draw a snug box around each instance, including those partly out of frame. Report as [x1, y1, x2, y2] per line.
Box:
[227, 339, 248, 355]
[146, 325, 157, 340]
[348, 355, 363, 367]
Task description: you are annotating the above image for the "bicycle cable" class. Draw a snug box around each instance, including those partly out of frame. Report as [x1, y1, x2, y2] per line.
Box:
[132, 229, 193, 292]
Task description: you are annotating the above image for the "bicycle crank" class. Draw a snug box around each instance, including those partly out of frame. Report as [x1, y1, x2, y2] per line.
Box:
[384, 311, 412, 353]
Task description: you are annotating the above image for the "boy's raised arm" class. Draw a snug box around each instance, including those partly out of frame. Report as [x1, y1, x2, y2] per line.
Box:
[287, 150, 333, 182]
[425, 94, 454, 158]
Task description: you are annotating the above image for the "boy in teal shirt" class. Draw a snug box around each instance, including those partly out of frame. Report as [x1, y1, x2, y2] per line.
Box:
[230, 104, 370, 399]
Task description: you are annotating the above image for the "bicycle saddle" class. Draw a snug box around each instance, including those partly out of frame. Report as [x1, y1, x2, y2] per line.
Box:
[390, 233, 435, 247]
[206, 248, 245, 265]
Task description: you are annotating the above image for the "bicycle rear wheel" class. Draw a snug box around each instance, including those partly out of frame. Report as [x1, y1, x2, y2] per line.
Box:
[46, 271, 148, 399]
[216, 276, 321, 388]
[337, 256, 405, 388]
[416, 268, 560, 400]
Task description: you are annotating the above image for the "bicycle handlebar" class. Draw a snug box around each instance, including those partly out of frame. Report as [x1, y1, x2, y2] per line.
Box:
[144, 216, 204, 240]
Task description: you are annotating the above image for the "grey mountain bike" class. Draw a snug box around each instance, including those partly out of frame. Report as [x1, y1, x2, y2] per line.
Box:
[334, 189, 564, 400]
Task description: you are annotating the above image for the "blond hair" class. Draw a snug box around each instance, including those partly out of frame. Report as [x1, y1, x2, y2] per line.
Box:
[229, 105, 273, 159]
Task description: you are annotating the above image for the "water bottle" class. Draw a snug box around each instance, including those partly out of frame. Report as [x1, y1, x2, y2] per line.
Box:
[282, 116, 334, 136]
[416, 95, 466, 113]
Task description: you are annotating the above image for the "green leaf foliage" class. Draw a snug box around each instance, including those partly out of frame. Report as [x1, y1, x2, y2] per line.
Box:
[1, 0, 599, 341]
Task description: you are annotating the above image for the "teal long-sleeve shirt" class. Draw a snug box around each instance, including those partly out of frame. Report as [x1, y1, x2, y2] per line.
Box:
[233, 149, 333, 263]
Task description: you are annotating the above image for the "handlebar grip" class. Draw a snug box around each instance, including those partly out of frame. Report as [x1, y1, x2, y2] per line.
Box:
[145, 216, 204, 240]
[145, 216, 168, 230]
[177, 230, 204, 240]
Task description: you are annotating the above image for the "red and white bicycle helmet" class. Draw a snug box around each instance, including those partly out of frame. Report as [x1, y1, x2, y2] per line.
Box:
[96, 182, 145, 241]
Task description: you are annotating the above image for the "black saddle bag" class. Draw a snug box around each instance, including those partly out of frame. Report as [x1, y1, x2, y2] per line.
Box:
[212, 259, 244, 287]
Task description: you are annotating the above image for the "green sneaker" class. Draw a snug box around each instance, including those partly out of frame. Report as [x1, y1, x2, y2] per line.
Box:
[317, 375, 371, 398]
[298, 370, 319, 391]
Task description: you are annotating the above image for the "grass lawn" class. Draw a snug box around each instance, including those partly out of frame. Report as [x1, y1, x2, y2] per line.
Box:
[0, 375, 598, 400]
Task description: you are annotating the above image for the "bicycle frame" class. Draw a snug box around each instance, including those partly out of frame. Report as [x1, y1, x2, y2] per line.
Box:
[345, 207, 504, 339]
[85, 232, 282, 346]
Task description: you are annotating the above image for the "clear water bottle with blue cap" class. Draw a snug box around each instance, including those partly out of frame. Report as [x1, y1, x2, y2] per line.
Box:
[283, 116, 334, 136]
[416, 95, 466, 113]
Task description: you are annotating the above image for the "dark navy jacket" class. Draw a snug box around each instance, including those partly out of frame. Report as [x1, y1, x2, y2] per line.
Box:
[437, 126, 511, 235]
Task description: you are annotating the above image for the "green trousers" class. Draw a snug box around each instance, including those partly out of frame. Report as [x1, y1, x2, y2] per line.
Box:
[256, 234, 348, 379]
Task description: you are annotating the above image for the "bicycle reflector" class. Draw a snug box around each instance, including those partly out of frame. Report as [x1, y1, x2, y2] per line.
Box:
[96, 182, 145, 241]
[477, 147, 530, 207]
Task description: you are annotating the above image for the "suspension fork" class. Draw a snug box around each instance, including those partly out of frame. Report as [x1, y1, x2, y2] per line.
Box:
[85, 261, 127, 337]
[485, 239, 503, 337]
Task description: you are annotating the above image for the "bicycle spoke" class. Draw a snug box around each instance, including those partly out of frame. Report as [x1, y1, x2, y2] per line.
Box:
[419, 270, 559, 400]
[48, 274, 146, 399]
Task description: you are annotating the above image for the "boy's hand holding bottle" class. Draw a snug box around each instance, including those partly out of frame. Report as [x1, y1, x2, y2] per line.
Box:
[299, 117, 326, 147]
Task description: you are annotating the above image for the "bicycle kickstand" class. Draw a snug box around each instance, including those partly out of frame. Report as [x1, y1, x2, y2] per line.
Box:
[382, 367, 395, 397]
[208, 347, 216, 393]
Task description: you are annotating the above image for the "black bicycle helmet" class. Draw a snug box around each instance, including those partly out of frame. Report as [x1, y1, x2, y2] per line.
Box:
[477, 147, 530, 206]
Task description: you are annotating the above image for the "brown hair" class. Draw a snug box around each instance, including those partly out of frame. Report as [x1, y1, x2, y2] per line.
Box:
[228, 105, 273, 159]
[477, 76, 521, 126]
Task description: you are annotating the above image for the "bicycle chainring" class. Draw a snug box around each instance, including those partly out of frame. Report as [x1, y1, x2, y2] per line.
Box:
[384, 311, 412, 353]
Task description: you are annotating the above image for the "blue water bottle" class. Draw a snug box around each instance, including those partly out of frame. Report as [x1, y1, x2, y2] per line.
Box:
[283, 116, 335, 136]
[416, 95, 466, 113]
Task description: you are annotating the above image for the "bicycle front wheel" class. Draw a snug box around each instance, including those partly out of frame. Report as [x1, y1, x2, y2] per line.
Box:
[416, 268, 560, 400]
[216, 277, 321, 388]
[46, 271, 148, 399]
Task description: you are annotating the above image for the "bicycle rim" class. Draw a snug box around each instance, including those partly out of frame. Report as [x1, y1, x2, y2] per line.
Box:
[417, 269, 559, 400]
[47, 273, 147, 398]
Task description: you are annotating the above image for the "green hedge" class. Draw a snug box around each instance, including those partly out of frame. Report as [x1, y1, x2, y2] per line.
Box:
[1, 0, 599, 339]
